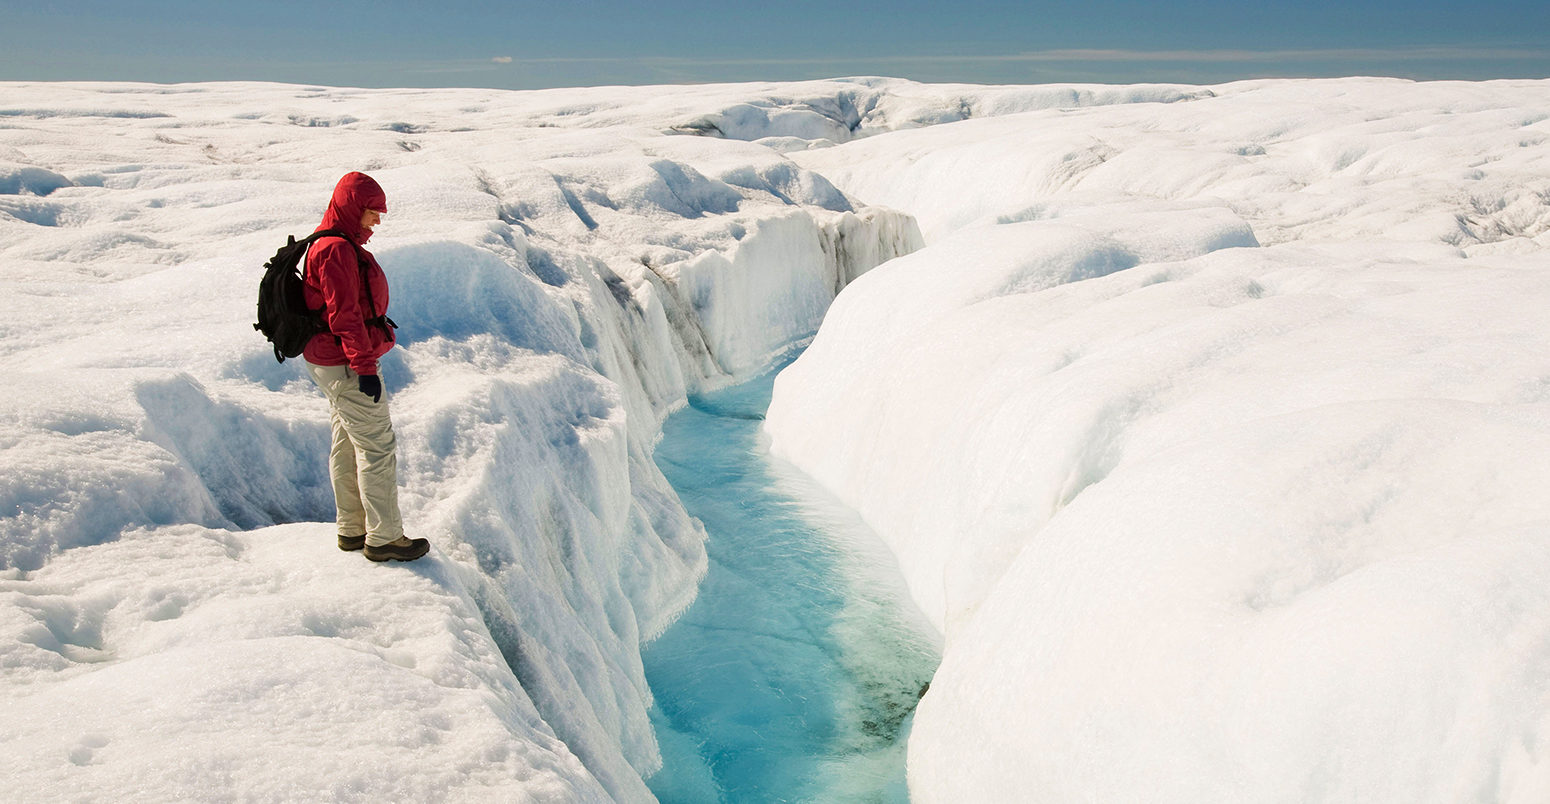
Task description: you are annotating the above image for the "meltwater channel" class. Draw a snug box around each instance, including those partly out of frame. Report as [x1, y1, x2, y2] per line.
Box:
[643, 360, 940, 803]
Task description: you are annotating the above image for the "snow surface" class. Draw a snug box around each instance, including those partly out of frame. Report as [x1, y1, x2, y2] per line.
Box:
[7, 74, 1549, 802]
[765, 77, 1550, 801]
[0, 79, 946, 801]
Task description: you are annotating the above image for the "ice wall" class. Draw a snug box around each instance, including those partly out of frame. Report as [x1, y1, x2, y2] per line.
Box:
[766, 78, 1550, 801]
[0, 82, 918, 801]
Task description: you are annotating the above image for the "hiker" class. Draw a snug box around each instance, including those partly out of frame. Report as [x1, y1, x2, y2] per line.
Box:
[303, 171, 429, 562]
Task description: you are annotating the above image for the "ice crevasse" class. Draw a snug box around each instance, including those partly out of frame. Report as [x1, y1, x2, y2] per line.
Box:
[0, 81, 923, 802]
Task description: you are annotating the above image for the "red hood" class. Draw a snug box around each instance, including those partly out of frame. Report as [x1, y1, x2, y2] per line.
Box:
[317, 171, 387, 245]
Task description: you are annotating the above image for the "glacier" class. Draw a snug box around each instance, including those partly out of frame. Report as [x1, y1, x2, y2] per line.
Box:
[3, 75, 1550, 802]
[767, 77, 1550, 802]
[0, 79, 931, 801]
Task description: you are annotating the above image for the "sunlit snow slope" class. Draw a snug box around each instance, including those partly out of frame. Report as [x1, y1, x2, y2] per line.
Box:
[766, 78, 1550, 802]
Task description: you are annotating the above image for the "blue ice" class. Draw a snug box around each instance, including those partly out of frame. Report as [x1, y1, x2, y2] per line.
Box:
[644, 361, 939, 803]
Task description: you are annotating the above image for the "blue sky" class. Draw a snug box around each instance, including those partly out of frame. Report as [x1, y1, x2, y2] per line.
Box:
[3, 0, 1547, 87]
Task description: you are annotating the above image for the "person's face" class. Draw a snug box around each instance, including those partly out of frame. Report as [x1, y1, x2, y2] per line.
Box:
[360, 208, 384, 231]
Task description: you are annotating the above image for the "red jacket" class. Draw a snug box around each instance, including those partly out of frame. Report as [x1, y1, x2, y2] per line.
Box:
[302, 172, 395, 375]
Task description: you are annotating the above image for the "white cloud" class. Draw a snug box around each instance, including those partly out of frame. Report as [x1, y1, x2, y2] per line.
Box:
[492, 56, 513, 64]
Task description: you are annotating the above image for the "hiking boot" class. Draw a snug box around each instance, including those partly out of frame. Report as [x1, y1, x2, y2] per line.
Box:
[363, 536, 430, 562]
[338, 533, 366, 551]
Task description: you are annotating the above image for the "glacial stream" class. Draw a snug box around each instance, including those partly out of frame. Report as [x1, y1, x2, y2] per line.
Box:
[643, 360, 941, 803]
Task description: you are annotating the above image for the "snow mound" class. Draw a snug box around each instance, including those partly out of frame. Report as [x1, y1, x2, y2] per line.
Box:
[0, 163, 73, 196]
[765, 77, 1550, 801]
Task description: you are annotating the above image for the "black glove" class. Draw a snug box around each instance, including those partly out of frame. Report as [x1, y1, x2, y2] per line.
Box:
[358, 374, 382, 403]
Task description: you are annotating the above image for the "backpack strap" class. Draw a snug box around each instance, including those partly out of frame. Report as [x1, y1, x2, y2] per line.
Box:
[306, 230, 396, 341]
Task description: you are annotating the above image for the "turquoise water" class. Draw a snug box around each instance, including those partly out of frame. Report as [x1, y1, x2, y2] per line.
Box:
[643, 363, 939, 803]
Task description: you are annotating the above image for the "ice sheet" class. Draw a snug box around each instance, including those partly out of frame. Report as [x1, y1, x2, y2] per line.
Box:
[767, 77, 1550, 802]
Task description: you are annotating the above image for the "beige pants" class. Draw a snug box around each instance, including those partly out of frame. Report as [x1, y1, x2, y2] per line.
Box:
[306, 362, 404, 547]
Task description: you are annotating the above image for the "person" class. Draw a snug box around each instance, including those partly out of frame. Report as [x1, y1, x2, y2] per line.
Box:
[302, 171, 429, 562]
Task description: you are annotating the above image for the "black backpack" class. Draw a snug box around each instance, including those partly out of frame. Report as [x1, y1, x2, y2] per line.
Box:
[253, 229, 389, 363]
